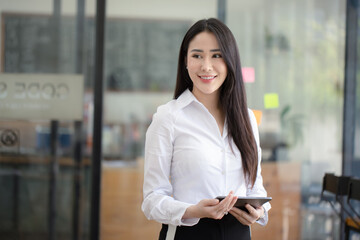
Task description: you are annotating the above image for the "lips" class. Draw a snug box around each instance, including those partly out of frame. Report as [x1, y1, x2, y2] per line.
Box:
[199, 75, 216, 83]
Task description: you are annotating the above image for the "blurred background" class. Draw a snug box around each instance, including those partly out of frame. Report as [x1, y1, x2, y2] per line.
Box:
[0, 0, 359, 239]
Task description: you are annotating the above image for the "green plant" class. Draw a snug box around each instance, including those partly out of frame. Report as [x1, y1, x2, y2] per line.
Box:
[280, 105, 305, 148]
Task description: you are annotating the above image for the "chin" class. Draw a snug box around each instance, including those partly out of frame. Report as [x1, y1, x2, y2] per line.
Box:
[199, 88, 220, 95]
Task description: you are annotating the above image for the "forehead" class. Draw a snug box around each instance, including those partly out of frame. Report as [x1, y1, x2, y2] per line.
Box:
[188, 31, 220, 50]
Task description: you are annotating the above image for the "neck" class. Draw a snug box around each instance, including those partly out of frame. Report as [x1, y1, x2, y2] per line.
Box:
[192, 89, 222, 113]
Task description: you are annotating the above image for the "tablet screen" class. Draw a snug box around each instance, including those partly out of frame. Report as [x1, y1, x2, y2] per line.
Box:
[216, 196, 272, 210]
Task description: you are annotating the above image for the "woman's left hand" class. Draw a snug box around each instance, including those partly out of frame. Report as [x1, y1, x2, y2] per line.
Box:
[229, 204, 264, 226]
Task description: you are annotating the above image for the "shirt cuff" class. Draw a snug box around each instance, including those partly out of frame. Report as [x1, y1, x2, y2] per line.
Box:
[177, 203, 200, 226]
[171, 202, 200, 226]
[180, 217, 200, 226]
[256, 202, 271, 226]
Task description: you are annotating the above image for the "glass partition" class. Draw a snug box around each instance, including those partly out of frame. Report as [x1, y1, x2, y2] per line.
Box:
[100, 1, 218, 239]
[0, 0, 356, 240]
[0, 1, 93, 239]
[227, 0, 345, 239]
[355, 5, 360, 172]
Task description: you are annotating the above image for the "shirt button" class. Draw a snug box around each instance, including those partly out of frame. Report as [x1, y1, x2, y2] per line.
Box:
[222, 170, 225, 175]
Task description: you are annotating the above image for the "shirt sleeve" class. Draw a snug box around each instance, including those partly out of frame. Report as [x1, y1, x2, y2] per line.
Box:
[141, 104, 199, 226]
[246, 109, 271, 226]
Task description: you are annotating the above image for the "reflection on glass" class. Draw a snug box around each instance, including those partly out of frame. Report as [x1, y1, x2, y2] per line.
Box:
[0, 2, 92, 239]
[1, 0, 352, 239]
[227, 0, 345, 239]
[100, 1, 218, 239]
[101, 19, 190, 161]
[355, 28, 360, 164]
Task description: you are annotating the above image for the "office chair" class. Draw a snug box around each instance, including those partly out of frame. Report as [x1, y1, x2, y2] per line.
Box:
[345, 177, 360, 239]
[321, 173, 352, 222]
[321, 173, 350, 199]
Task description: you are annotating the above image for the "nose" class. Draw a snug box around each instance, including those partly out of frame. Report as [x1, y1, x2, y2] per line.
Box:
[201, 58, 213, 72]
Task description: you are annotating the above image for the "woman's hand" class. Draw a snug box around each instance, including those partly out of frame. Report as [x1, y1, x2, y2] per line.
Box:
[183, 191, 238, 220]
[229, 204, 264, 226]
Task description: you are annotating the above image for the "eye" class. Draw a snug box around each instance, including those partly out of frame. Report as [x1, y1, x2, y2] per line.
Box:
[213, 53, 222, 58]
[191, 54, 202, 59]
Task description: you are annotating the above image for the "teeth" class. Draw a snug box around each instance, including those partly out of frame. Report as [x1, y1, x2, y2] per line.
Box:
[201, 76, 215, 80]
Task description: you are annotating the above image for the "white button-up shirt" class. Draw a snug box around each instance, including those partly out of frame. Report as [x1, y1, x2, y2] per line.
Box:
[142, 89, 271, 227]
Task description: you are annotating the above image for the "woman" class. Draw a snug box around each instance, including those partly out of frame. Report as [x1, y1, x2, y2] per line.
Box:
[142, 18, 271, 240]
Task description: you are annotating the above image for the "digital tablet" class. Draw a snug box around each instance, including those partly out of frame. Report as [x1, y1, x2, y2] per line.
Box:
[216, 196, 272, 210]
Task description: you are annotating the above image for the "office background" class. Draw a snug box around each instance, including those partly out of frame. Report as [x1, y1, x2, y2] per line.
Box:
[0, 0, 359, 239]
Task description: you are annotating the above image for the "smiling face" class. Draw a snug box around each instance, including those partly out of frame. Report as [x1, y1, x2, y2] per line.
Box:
[186, 31, 228, 100]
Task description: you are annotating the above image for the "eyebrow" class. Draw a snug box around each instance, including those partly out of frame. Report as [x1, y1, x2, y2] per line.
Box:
[190, 49, 221, 52]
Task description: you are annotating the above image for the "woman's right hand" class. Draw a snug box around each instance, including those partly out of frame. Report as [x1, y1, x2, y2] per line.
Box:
[182, 191, 238, 220]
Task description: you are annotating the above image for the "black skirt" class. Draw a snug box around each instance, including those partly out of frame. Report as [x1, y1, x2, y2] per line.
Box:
[159, 214, 251, 240]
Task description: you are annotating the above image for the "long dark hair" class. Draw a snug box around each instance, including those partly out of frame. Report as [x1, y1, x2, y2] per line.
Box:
[174, 18, 258, 187]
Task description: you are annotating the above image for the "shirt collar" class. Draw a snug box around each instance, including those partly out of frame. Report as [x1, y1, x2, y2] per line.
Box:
[176, 89, 200, 109]
[177, 89, 228, 139]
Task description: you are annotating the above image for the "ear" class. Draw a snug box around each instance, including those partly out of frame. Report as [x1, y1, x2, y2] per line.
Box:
[184, 56, 188, 69]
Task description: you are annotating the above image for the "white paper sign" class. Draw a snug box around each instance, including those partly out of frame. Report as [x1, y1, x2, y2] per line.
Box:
[0, 74, 84, 121]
